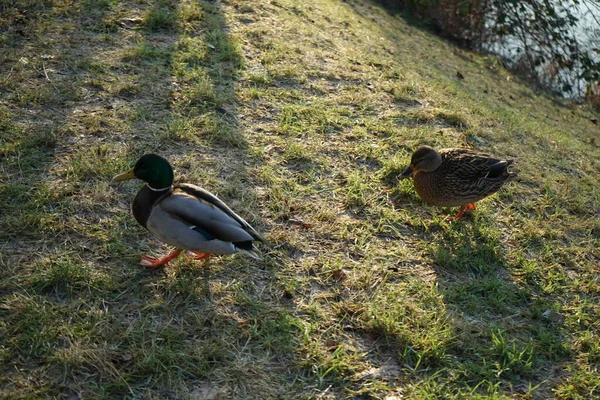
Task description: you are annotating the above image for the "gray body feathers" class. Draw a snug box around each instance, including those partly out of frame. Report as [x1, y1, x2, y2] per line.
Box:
[142, 183, 264, 259]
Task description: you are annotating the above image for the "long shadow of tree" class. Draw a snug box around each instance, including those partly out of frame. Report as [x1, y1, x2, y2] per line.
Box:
[335, 215, 570, 397]
[420, 218, 570, 395]
[0, 1, 296, 398]
[325, 0, 577, 396]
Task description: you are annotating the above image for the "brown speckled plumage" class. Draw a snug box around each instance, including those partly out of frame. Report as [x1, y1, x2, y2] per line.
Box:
[400, 146, 515, 216]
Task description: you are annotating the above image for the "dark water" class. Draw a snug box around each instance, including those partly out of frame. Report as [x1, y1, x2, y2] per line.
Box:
[483, 1, 600, 99]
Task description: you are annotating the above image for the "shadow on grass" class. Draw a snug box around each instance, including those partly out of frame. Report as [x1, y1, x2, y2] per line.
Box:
[429, 219, 569, 394]
[324, 0, 576, 395]
[0, 1, 294, 398]
[343, 216, 571, 397]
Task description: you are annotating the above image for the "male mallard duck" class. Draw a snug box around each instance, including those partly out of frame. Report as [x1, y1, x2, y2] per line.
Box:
[113, 154, 265, 267]
[399, 146, 515, 219]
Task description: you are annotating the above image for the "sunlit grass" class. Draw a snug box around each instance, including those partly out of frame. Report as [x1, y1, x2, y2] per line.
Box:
[0, 0, 598, 398]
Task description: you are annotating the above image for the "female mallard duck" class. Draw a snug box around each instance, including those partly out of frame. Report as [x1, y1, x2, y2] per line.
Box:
[399, 146, 515, 219]
[113, 154, 265, 267]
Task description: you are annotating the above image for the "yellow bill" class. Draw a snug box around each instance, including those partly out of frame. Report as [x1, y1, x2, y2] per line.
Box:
[112, 169, 136, 182]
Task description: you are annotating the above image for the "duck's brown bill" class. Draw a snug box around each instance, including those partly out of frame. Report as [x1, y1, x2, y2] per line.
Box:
[112, 169, 136, 182]
[398, 165, 414, 180]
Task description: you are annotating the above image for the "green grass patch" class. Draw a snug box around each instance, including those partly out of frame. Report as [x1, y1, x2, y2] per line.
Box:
[0, 0, 598, 398]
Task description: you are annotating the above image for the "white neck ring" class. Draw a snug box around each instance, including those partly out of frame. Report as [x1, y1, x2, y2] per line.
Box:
[148, 185, 171, 192]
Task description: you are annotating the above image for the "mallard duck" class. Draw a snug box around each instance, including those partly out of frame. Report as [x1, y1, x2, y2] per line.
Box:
[399, 146, 515, 219]
[113, 154, 265, 267]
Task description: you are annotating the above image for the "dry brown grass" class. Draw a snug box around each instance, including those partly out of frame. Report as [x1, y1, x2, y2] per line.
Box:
[1, 0, 599, 398]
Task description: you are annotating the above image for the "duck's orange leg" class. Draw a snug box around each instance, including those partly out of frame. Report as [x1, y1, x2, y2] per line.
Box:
[454, 203, 476, 220]
[139, 249, 182, 268]
[189, 251, 214, 261]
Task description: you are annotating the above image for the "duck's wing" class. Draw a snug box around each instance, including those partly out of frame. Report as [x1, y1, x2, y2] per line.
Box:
[156, 183, 265, 244]
[440, 148, 514, 182]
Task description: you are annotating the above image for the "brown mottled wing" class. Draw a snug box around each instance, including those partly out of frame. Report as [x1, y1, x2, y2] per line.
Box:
[439, 148, 513, 197]
[440, 148, 501, 178]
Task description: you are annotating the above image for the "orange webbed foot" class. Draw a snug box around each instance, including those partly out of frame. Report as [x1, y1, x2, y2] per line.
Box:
[139, 249, 182, 268]
[189, 251, 213, 261]
[454, 203, 476, 220]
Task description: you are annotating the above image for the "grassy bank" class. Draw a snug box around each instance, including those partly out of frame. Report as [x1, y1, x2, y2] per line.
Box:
[1, 0, 599, 398]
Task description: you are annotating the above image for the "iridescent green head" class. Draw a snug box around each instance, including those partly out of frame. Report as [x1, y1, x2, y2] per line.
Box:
[113, 154, 174, 190]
